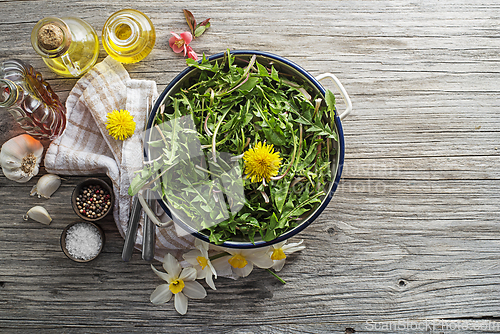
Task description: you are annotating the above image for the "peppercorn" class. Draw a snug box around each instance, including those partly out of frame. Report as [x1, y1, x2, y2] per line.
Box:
[76, 183, 112, 219]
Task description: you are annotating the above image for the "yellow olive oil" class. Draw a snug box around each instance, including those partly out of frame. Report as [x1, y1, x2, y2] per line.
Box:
[102, 9, 156, 64]
[31, 17, 99, 78]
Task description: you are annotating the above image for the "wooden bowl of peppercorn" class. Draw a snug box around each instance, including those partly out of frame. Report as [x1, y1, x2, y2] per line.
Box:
[71, 178, 114, 222]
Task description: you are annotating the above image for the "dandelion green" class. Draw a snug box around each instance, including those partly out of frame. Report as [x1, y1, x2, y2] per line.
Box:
[129, 51, 339, 245]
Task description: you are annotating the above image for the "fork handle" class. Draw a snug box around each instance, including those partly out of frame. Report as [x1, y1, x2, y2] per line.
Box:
[142, 191, 156, 261]
[122, 196, 141, 262]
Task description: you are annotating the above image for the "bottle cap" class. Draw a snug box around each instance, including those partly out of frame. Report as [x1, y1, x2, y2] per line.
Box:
[37, 23, 64, 50]
[31, 17, 72, 58]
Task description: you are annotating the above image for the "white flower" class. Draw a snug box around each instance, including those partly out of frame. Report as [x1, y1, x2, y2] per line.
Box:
[268, 240, 306, 272]
[212, 247, 273, 278]
[150, 253, 207, 315]
[183, 239, 217, 290]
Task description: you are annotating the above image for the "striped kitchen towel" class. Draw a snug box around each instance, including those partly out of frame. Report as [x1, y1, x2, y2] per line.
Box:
[44, 56, 196, 261]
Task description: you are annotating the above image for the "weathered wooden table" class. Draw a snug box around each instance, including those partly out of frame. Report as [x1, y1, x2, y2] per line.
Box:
[1, 0, 499, 333]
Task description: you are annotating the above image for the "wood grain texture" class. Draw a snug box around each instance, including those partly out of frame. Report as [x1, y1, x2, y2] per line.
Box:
[1, 0, 499, 333]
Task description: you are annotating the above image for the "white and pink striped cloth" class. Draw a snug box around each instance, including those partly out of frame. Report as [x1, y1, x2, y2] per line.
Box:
[44, 56, 195, 261]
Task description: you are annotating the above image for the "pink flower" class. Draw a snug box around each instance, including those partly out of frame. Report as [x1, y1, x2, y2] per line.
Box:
[186, 46, 198, 61]
[169, 31, 193, 56]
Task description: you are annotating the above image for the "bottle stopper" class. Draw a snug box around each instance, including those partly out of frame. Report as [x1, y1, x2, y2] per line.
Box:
[37, 23, 64, 50]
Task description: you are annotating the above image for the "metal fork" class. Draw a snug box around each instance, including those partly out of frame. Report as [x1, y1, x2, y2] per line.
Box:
[122, 92, 156, 262]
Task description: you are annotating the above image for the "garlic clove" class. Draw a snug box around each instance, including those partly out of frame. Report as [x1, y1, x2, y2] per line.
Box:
[30, 174, 62, 199]
[0, 134, 43, 183]
[24, 206, 52, 225]
[29, 184, 37, 197]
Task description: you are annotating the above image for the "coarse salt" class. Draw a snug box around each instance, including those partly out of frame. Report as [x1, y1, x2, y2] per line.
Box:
[65, 223, 102, 260]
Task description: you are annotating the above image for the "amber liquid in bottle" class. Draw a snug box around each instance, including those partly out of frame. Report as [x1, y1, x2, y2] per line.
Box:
[0, 59, 66, 140]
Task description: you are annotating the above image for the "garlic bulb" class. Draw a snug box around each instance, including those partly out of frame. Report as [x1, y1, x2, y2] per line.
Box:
[30, 174, 62, 198]
[0, 134, 43, 183]
[23, 205, 52, 225]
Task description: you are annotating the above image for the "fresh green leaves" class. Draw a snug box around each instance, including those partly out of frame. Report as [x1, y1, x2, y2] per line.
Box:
[291, 103, 338, 140]
[325, 89, 336, 113]
[130, 51, 337, 244]
[195, 19, 211, 38]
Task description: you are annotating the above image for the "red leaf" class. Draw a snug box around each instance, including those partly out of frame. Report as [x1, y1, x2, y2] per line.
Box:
[183, 9, 196, 35]
[198, 18, 211, 27]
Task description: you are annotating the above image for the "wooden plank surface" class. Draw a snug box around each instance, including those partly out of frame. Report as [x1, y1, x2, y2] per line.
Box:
[1, 0, 499, 333]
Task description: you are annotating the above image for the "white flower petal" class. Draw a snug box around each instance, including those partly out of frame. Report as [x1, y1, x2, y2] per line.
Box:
[245, 249, 274, 269]
[194, 238, 203, 249]
[285, 245, 306, 254]
[272, 259, 286, 272]
[204, 269, 217, 290]
[200, 247, 209, 259]
[224, 248, 240, 256]
[196, 266, 206, 279]
[241, 247, 269, 258]
[163, 253, 182, 277]
[233, 262, 253, 277]
[208, 261, 217, 278]
[282, 240, 306, 254]
[182, 249, 201, 266]
[183, 281, 207, 299]
[211, 255, 232, 275]
[249, 256, 273, 269]
[150, 284, 173, 304]
[273, 241, 287, 249]
[151, 264, 174, 283]
[194, 238, 210, 251]
[179, 267, 197, 281]
[174, 292, 188, 315]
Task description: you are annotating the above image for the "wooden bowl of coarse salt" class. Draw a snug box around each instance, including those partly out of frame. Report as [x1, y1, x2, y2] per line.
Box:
[60, 221, 105, 262]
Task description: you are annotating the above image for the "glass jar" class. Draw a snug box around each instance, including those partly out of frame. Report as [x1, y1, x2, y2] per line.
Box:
[102, 9, 156, 64]
[31, 17, 99, 77]
[0, 59, 66, 140]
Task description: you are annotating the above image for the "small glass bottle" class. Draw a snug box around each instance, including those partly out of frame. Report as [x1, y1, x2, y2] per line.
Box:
[31, 17, 99, 77]
[0, 59, 66, 140]
[102, 9, 156, 64]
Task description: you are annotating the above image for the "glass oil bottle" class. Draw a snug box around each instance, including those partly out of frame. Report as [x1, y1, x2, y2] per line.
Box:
[31, 17, 99, 77]
[0, 59, 66, 140]
[102, 9, 156, 64]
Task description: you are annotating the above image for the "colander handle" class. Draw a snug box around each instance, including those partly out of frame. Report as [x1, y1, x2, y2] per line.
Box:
[315, 73, 352, 121]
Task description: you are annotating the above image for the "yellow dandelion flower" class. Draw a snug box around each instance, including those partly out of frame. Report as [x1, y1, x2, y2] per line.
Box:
[105, 109, 136, 141]
[243, 141, 282, 183]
